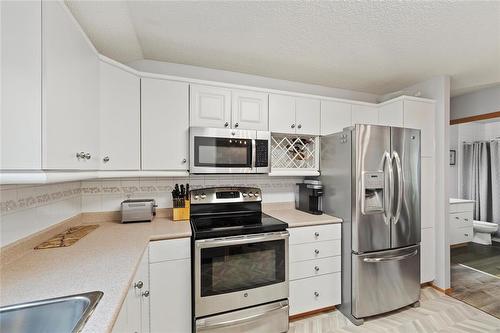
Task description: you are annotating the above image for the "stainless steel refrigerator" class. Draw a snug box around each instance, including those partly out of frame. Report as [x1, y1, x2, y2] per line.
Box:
[321, 124, 421, 325]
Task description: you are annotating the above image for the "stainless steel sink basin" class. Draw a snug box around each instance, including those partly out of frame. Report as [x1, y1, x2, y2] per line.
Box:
[0, 291, 103, 333]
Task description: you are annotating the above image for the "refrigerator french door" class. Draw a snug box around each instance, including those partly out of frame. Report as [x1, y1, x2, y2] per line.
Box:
[321, 124, 421, 325]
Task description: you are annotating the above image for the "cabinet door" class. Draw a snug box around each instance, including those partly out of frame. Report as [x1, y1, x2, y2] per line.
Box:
[421, 157, 435, 229]
[231, 90, 268, 130]
[421, 227, 435, 283]
[295, 97, 320, 135]
[100, 61, 140, 170]
[42, 1, 99, 170]
[351, 104, 378, 126]
[142, 78, 189, 170]
[269, 94, 296, 134]
[404, 100, 435, 157]
[1, 0, 41, 170]
[378, 100, 403, 127]
[320, 100, 351, 135]
[150, 259, 191, 333]
[190, 84, 231, 128]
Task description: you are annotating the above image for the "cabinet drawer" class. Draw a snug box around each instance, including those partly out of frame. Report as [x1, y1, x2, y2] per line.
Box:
[290, 240, 341, 262]
[289, 224, 341, 245]
[450, 212, 473, 228]
[289, 273, 341, 315]
[149, 238, 190, 263]
[450, 202, 474, 213]
[451, 226, 473, 245]
[290, 256, 341, 280]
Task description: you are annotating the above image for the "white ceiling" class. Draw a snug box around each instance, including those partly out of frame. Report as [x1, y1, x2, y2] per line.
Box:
[66, 1, 500, 96]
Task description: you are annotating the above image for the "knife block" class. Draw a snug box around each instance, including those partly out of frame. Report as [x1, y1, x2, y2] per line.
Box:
[173, 200, 190, 221]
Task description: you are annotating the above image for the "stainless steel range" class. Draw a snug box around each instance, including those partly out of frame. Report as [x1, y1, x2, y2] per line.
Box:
[190, 187, 289, 333]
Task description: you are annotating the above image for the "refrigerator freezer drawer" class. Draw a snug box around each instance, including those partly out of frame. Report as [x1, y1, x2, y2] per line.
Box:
[352, 245, 420, 318]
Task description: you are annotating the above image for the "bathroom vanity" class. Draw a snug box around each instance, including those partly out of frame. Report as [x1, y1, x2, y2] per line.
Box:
[449, 199, 474, 246]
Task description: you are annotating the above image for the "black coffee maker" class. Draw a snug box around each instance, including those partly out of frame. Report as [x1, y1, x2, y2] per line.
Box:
[295, 179, 323, 215]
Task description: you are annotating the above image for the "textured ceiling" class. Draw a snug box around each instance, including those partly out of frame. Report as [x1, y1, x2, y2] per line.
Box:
[66, 1, 500, 96]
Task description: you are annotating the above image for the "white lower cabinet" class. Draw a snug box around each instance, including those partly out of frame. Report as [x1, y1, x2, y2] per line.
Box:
[449, 201, 474, 245]
[288, 224, 342, 316]
[113, 250, 150, 333]
[149, 238, 191, 333]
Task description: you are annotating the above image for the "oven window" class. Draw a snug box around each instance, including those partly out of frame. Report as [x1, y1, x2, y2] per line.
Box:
[200, 240, 286, 296]
[194, 137, 252, 167]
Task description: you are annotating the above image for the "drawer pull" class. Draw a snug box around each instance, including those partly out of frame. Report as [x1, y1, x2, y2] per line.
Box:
[314, 232, 320, 237]
[464, 218, 469, 221]
[314, 249, 320, 255]
[455, 216, 459, 219]
[464, 233, 469, 236]
[314, 266, 320, 272]
[314, 292, 320, 297]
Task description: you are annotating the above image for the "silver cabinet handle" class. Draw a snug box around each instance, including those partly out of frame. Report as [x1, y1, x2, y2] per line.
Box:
[76, 152, 85, 159]
[234, 122, 239, 128]
[291, 124, 295, 129]
[134, 281, 143, 289]
[85, 152, 91, 160]
[103, 156, 110, 163]
[314, 249, 320, 255]
[297, 124, 302, 129]
[182, 158, 187, 163]
[314, 292, 320, 297]
[314, 232, 320, 237]
[464, 233, 469, 236]
[314, 266, 320, 272]
[224, 122, 229, 127]
[142, 290, 150, 297]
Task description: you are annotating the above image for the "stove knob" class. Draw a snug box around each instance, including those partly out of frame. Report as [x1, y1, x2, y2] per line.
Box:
[194, 195, 199, 200]
[200, 193, 206, 199]
[254, 192, 260, 197]
[248, 192, 254, 197]
[242, 193, 247, 197]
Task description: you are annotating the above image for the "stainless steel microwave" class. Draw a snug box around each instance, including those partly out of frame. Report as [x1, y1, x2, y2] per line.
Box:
[190, 127, 270, 174]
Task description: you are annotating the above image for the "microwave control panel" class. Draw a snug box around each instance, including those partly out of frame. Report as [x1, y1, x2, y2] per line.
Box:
[255, 140, 269, 167]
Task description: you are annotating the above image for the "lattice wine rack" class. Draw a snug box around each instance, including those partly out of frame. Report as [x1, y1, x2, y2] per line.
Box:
[271, 134, 319, 172]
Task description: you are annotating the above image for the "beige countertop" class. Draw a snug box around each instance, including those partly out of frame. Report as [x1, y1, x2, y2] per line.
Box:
[263, 202, 342, 227]
[0, 214, 191, 333]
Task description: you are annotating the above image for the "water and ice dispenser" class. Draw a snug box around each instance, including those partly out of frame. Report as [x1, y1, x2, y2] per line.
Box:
[361, 171, 385, 214]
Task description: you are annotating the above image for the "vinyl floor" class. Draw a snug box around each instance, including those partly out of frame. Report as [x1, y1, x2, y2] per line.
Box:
[289, 287, 500, 333]
[451, 242, 500, 277]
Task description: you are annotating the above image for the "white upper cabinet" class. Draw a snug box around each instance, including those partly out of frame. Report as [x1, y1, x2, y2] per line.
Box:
[142, 78, 189, 170]
[403, 99, 435, 157]
[320, 100, 352, 135]
[42, 1, 99, 170]
[99, 60, 140, 170]
[231, 90, 268, 130]
[269, 94, 296, 134]
[269, 94, 320, 135]
[190, 84, 231, 128]
[295, 97, 320, 135]
[378, 100, 403, 127]
[1, 1, 41, 170]
[351, 104, 379, 126]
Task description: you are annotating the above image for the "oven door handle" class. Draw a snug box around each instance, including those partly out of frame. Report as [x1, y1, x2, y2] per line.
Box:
[195, 231, 289, 249]
[197, 301, 289, 330]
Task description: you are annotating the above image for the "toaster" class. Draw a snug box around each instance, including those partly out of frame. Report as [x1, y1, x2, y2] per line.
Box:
[121, 199, 157, 223]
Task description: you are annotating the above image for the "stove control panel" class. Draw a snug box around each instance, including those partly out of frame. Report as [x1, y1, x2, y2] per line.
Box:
[190, 187, 262, 204]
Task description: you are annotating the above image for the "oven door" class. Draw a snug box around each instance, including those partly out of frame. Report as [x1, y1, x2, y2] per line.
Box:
[190, 127, 257, 174]
[194, 231, 289, 318]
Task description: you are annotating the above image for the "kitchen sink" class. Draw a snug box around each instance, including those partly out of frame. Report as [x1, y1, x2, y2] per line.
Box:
[0, 291, 103, 333]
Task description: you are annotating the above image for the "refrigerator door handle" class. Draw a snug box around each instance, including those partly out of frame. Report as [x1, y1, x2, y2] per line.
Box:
[392, 151, 403, 224]
[382, 151, 394, 224]
[362, 249, 418, 262]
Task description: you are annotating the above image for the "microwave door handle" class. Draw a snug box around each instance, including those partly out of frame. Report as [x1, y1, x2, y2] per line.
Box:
[251, 138, 256, 172]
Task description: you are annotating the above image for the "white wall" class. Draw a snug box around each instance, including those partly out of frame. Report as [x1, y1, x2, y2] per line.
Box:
[128, 59, 379, 103]
[449, 125, 459, 198]
[450, 85, 500, 120]
[0, 182, 81, 247]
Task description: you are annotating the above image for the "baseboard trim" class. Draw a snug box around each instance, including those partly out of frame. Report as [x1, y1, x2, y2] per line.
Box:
[289, 306, 336, 321]
[450, 242, 469, 248]
[426, 283, 453, 295]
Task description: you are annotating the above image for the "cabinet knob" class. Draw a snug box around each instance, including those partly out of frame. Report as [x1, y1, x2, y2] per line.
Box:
[224, 122, 229, 127]
[234, 123, 239, 128]
[85, 152, 91, 160]
[314, 249, 320, 255]
[314, 232, 320, 237]
[314, 292, 320, 297]
[134, 281, 144, 289]
[464, 233, 469, 236]
[182, 158, 187, 163]
[314, 266, 320, 272]
[142, 290, 150, 298]
[291, 124, 296, 129]
[297, 124, 302, 129]
[76, 152, 85, 159]
[103, 156, 110, 163]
